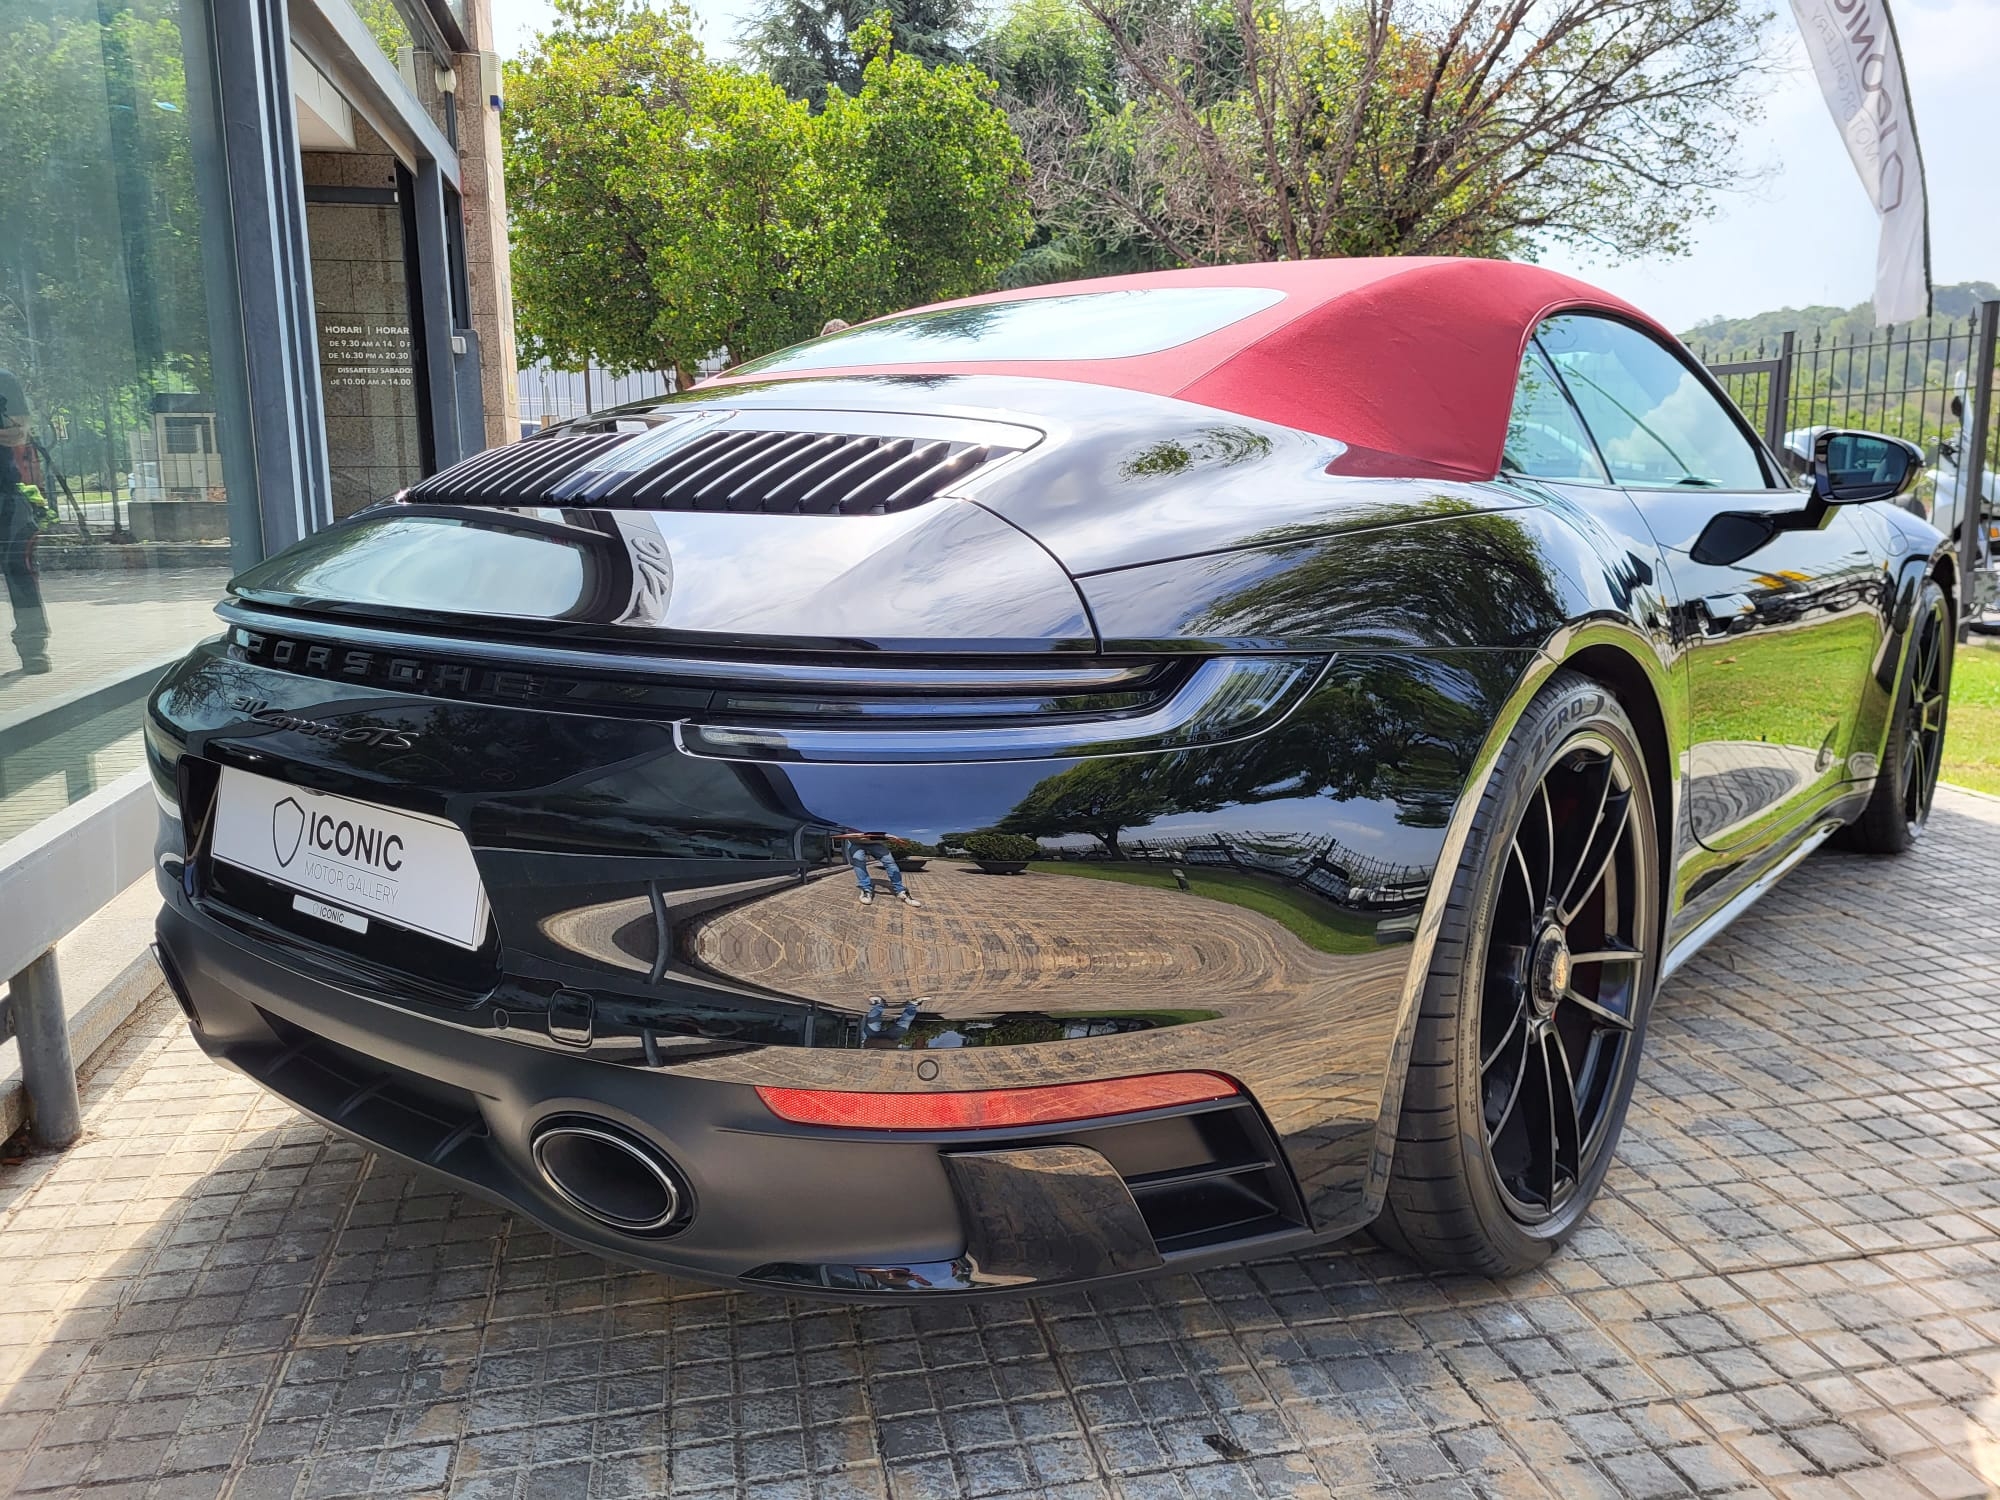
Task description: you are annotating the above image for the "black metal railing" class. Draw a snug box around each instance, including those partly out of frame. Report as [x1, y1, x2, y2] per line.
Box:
[1694, 310, 1998, 466]
[1696, 300, 2000, 621]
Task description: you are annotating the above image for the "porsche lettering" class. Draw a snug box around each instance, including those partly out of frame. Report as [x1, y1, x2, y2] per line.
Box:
[230, 696, 415, 749]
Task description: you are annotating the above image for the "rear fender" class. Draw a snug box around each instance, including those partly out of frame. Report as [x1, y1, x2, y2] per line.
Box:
[1355, 617, 1677, 1229]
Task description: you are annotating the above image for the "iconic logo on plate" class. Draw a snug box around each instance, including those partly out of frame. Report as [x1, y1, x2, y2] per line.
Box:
[272, 796, 305, 868]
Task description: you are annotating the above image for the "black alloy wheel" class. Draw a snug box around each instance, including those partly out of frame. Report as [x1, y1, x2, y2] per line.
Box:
[1380, 671, 1660, 1274]
[1479, 735, 1647, 1224]
[1902, 589, 1949, 837]
[1839, 576, 1952, 855]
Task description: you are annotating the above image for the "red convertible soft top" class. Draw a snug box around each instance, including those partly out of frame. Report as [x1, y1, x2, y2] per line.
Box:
[703, 258, 1668, 481]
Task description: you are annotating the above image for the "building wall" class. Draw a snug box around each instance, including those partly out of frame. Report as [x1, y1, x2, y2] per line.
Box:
[458, 0, 521, 451]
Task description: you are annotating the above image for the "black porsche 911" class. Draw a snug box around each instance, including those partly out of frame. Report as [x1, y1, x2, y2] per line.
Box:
[147, 258, 1951, 1296]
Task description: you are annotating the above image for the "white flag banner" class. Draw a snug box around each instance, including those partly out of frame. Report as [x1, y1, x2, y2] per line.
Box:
[1788, 0, 1932, 324]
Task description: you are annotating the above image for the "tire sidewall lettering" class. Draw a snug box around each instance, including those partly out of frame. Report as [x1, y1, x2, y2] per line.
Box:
[1531, 687, 1607, 764]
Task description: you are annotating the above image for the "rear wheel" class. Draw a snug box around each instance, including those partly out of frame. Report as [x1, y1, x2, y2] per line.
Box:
[1379, 672, 1660, 1275]
[1839, 577, 1950, 854]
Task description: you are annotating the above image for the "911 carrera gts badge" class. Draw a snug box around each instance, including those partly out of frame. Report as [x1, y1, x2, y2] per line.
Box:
[271, 796, 305, 868]
[230, 696, 415, 750]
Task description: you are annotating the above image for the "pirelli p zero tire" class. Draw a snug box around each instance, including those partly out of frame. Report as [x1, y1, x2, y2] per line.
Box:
[1378, 670, 1661, 1276]
[1838, 576, 1951, 856]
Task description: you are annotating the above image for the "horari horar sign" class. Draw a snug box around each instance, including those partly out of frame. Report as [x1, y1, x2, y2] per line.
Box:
[320, 315, 414, 391]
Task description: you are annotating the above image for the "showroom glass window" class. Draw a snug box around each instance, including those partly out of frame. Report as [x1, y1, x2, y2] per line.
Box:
[1535, 315, 1770, 490]
[0, 0, 249, 845]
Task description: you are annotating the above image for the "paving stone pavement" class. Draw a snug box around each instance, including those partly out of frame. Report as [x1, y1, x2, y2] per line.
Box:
[4, 789, 2000, 1499]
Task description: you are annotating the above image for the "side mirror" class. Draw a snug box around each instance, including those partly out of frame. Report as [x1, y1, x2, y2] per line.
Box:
[1812, 428, 1923, 506]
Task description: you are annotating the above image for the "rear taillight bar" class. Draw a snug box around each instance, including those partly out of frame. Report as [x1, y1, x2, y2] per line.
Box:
[754, 1072, 1240, 1131]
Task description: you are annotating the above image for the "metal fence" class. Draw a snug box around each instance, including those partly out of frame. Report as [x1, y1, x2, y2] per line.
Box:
[1099, 830, 1432, 910]
[516, 362, 678, 429]
[1696, 300, 2000, 619]
[1692, 308, 2000, 462]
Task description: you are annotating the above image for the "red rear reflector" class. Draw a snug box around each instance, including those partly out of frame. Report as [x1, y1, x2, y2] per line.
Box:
[754, 1072, 1240, 1131]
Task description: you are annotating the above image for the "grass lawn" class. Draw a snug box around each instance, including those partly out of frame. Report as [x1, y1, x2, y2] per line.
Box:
[1028, 860, 1383, 955]
[1945, 642, 2000, 795]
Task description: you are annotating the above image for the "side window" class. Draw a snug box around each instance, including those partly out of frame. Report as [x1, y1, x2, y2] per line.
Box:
[1503, 345, 1607, 483]
[1537, 315, 1770, 490]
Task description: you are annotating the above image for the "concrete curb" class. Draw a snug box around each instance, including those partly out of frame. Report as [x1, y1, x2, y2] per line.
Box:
[1939, 780, 2000, 805]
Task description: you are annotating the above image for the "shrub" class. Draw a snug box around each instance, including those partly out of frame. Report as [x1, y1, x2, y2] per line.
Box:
[963, 831, 1039, 862]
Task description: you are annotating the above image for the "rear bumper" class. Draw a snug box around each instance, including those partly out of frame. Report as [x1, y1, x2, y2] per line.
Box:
[156, 900, 1328, 1297]
[143, 635, 1522, 1291]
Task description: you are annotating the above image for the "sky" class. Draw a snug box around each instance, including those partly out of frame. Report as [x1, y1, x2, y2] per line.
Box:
[484, 0, 1997, 332]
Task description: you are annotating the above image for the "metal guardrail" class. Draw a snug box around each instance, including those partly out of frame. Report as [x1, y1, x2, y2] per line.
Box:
[0, 767, 157, 1147]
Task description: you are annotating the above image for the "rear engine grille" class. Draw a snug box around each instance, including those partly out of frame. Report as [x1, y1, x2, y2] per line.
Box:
[407, 431, 636, 503]
[402, 416, 1031, 516]
[559, 429, 997, 515]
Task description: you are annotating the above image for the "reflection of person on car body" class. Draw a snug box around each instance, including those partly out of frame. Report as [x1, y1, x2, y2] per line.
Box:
[836, 831, 921, 907]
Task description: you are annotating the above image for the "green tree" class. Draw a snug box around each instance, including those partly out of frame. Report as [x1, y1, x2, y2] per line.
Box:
[504, 0, 1031, 384]
[992, 0, 1778, 271]
[825, 19, 1040, 314]
[742, 0, 975, 108]
[975, 0, 1170, 286]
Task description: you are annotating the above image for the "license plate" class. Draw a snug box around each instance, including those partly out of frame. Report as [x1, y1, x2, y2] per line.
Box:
[210, 766, 491, 950]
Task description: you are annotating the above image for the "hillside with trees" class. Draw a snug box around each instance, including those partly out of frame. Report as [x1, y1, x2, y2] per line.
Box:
[1682, 283, 2000, 465]
[1682, 282, 2000, 349]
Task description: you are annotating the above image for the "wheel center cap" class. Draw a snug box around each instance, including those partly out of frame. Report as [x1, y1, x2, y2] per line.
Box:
[1530, 927, 1570, 1016]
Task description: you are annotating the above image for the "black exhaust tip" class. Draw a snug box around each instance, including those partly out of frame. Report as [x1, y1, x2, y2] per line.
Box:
[530, 1118, 688, 1234]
